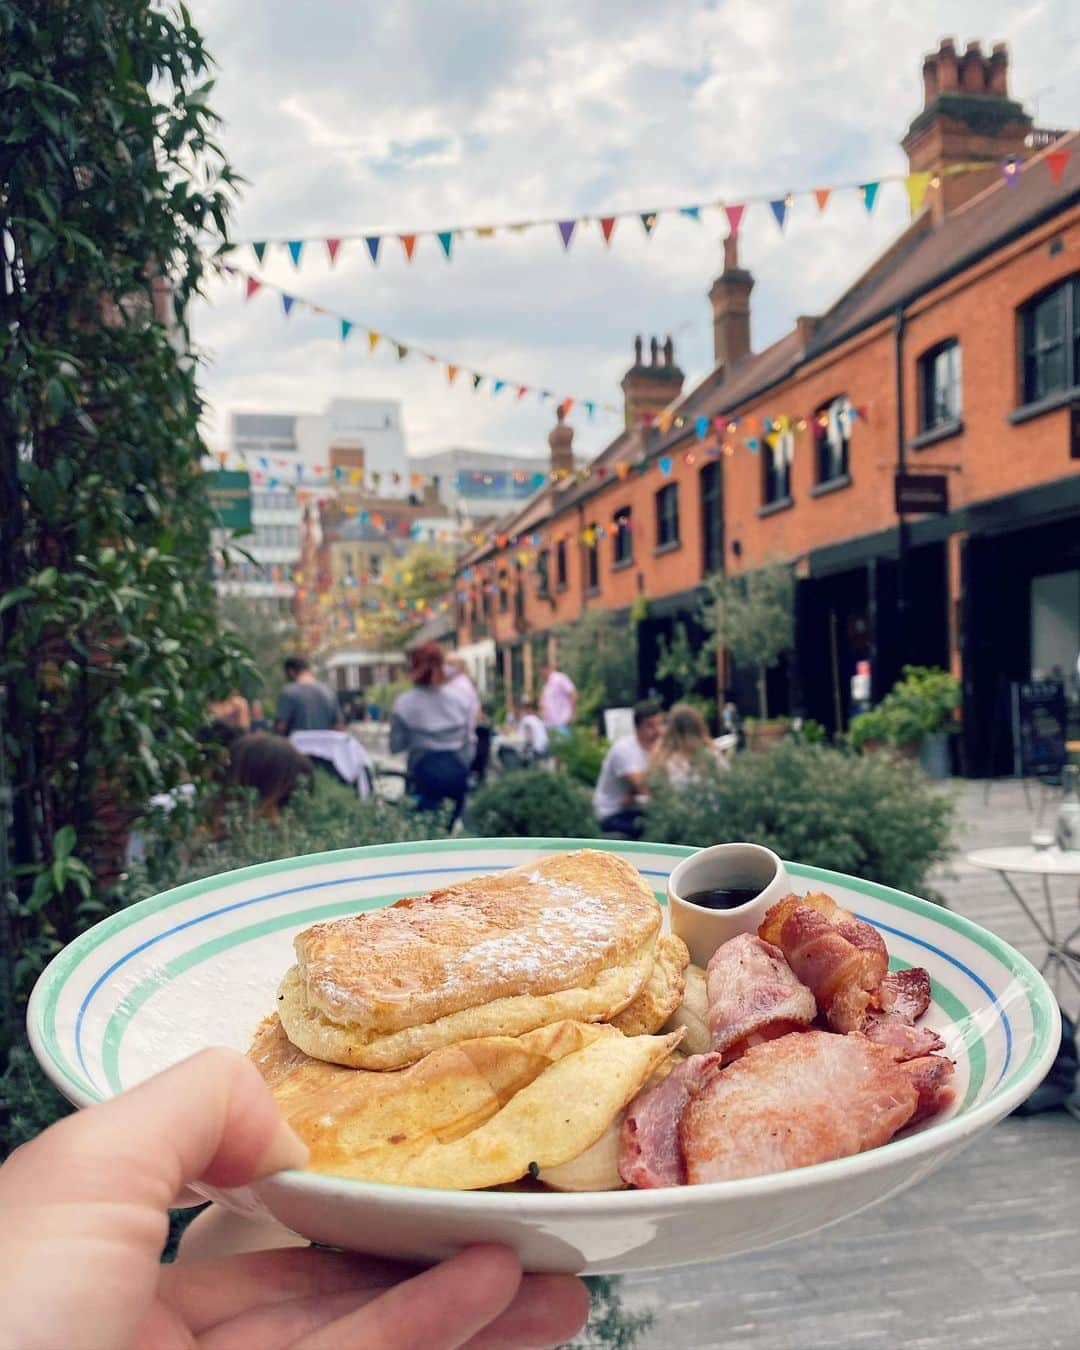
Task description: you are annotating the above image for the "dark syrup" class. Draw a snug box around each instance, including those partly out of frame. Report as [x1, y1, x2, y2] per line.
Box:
[682, 886, 762, 910]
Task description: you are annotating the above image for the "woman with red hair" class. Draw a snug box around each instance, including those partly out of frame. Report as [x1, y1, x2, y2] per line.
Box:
[389, 641, 474, 822]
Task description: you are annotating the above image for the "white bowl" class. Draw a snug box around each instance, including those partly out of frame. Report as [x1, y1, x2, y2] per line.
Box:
[27, 838, 1060, 1274]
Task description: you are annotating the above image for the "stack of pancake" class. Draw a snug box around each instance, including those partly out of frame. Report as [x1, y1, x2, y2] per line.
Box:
[250, 850, 690, 1191]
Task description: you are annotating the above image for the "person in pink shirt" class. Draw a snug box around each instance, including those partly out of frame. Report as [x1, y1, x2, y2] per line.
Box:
[539, 661, 577, 736]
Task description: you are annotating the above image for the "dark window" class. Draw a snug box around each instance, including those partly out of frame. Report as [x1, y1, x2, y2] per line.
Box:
[655, 483, 680, 548]
[498, 571, 509, 612]
[482, 586, 492, 620]
[700, 462, 722, 574]
[1021, 275, 1080, 403]
[763, 431, 792, 504]
[555, 539, 567, 588]
[613, 507, 633, 565]
[814, 397, 851, 483]
[918, 342, 962, 430]
[585, 524, 599, 590]
[537, 548, 550, 598]
[514, 563, 525, 625]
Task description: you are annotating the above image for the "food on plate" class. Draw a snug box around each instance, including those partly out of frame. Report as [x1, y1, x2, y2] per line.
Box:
[250, 1012, 680, 1189]
[610, 933, 690, 1036]
[276, 849, 662, 1070]
[254, 856, 954, 1195]
[705, 932, 817, 1061]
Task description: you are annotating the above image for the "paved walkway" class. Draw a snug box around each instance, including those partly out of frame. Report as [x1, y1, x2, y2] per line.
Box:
[625, 778, 1080, 1350]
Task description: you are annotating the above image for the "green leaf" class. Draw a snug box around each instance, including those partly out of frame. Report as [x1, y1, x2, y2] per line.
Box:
[53, 825, 76, 860]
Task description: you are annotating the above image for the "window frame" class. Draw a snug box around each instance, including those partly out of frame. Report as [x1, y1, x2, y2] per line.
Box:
[655, 482, 681, 550]
[555, 538, 568, 590]
[1019, 274, 1080, 406]
[498, 570, 509, 612]
[762, 430, 793, 506]
[700, 461, 723, 575]
[612, 507, 634, 567]
[918, 340, 963, 432]
[585, 524, 600, 591]
[813, 397, 851, 486]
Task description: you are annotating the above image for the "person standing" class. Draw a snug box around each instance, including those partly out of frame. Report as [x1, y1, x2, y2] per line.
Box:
[390, 642, 474, 823]
[274, 656, 341, 735]
[539, 660, 577, 736]
[593, 699, 664, 838]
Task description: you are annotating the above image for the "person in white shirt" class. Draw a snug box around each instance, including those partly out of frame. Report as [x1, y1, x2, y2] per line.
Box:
[593, 700, 665, 837]
[444, 654, 481, 731]
[539, 662, 577, 736]
[518, 700, 550, 761]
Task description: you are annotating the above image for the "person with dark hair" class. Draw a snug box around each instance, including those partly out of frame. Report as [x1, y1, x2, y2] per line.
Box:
[274, 655, 340, 735]
[593, 699, 665, 838]
[229, 732, 313, 823]
[390, 641, 474, 822]
[651, 702, 725, 786]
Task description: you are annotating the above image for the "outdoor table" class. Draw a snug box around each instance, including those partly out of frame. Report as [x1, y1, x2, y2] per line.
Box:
[966, 845, 1080, 996]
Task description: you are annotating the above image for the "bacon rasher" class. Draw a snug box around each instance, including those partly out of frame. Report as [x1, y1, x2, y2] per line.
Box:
[619, 1053, 723, 1189]
[705, 934, 817, 1061]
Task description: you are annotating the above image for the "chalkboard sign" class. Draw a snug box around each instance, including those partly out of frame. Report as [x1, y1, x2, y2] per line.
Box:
[1012, 680, 1067, 780]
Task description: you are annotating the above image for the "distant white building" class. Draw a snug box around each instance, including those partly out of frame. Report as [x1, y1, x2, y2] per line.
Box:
[410, 447, 561, 522]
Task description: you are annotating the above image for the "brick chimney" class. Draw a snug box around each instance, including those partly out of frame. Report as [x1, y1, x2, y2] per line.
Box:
[620, 334, 685, 429]
[708, 235, 754, 373]
[902, 38, 1032, 223]
[548, 405, 575, 479]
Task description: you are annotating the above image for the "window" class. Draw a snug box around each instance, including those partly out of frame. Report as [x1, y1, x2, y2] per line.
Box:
[342, 551, 354, 579]
[482, 586, 492, 619]
[763, 431, 792, 505]
[555, 539, 568, 589]
[700, 462, 723, 574]
[537, 548, 551, 598]
[585, 525, 599, 591]
[655, 483, 680, 549]
[613, 507, 633, 566]
[919, 341, 962, 430]
[814, 397, 851, 483]
[1021, 275, 1080, 403]
[498, 571, 509, 612]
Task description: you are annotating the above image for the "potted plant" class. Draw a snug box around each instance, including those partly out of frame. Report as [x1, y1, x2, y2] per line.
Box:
[849, 666, 960, 777]
[742, 717, 792, 752]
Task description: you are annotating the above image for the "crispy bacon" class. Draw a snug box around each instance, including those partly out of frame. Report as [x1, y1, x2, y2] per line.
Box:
[679, 1030, 926, 1184]
[706, 934, 816, 1061]
[878, 967, 932, 1022]
[758, 892, 888, 1033]
[900, 1053, 956, 1125]
[862, 1020, 945, 1059]
[618, 1053, 723, 1189]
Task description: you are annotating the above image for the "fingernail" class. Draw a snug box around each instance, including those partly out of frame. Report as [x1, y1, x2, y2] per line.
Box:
[259, 1121, 309, 1175]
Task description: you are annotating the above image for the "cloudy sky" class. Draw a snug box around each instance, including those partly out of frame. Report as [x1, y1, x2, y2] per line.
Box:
[189, 0, 1078, 461]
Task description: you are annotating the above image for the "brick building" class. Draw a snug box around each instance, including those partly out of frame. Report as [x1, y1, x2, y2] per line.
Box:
[455, 40, 1080, 773]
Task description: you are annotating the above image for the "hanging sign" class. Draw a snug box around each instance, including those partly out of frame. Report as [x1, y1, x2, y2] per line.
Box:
[206, 470, 252, 531]
[894, 472, 949, 515]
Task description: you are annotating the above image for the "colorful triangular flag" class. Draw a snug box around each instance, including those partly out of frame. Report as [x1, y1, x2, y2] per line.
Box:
[446, 363, 459, 384]
[585, 401, 595, 418]
[286, 240, 303, 267]
[472, 372, 483, 390]
[724, 203, 745, 238]
[679, 205, 701, 221]
[244, 276, 261, 300]
[475, 226, 496, 239]
[281, 294, 295, 317]
[367, 330, 379, 353]
[557, 219, 576, 250]
[364, 235, 381, 264]
[813, 188, 831, 212]
[340, 319, 353, 340]
[493, 380, 506, 395]
[859, 181, 880, 213]
[769, 198, 788, 231]
[1046, 146, 1071, 186]
[999, 155, 1022, 188]
[695, 415, 708, 440]
[517, 385, 529, 400]
[251, 241, 267, 264]
[640, 212, 657, 236]
[396, 343, 408, 361]
[400, 234, 417, 261]
[437, 231, 453, 259]
[905, 172, 932, 215]
[326, 238, 342, 265]
[600, 216, 616, 245]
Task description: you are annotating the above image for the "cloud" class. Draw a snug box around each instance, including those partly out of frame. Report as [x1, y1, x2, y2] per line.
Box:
[189, 0, 1080, 459]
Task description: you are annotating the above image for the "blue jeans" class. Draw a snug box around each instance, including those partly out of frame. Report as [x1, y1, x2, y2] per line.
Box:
[411, 750, 468, 824]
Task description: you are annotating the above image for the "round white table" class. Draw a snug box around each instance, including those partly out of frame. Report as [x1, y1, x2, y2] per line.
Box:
[966, 845, 1080, 995]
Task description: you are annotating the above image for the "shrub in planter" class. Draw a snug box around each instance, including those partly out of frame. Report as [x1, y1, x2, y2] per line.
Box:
[849, 665, 961, 765]
[642, 740, 954, 899]
[551, 727, 610, 786]
[742, 717, 791, 752]
[467, 771, 597, 838]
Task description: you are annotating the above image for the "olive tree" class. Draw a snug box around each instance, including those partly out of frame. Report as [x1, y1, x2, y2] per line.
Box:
[703, 562, 794, 718]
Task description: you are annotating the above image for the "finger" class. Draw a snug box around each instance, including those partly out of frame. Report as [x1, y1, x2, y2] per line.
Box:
[159, 1248, 417, 1335]
[464, 1274, 591, 1350]
[292, 1245, 523, 1350]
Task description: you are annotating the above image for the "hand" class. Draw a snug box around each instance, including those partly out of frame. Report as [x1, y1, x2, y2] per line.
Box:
[0, 1048, 589, 1349]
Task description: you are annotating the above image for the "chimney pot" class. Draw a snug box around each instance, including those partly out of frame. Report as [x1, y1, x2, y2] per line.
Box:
[959, 42, 985, 93]
[634, 334, 643, 365]
[547, 408, 575, 478]
[922, 55, 939, 106]
[663, 335, 674, 367]
[649, 336, 659, 366]
[936, 36, 959, 92]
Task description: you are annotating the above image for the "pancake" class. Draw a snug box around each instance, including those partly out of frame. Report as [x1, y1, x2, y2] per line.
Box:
[250, 1013, 681, 1190]
[279, 849, 662, 1069]
[610, 933, 690, 1036]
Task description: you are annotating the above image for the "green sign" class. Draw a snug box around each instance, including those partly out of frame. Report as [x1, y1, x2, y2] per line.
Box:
[206, 470, 252, 531]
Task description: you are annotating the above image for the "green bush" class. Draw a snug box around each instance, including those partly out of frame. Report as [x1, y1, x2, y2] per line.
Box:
[551, 727, 610, 786]
[467, 771, 598, 838]
[642, 740, 954, 899]
[850, 665, 961, 750]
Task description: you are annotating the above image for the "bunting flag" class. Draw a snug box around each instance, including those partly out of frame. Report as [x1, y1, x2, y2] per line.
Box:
[640, 212, 657, 236]
[659, 455, 673, 475]
[813, 188, 831, 212]
[251, 241, 267, 264]
[368, 330, 380, 352]
[287, 240, 304, 267]
[396, 342, 408, 360]
[493, 379, 506, 395]
[447, 363, 459, 384]
[695, 415, 709, 440]
[600, 216, 617, 245]
[245, 276, 261, 300]
[400, 234, 418, 261]
[723, 203, 745, 238]
[340, 319, 353, 340]
[326, 238, 342, 265]
[859, 181, 880, 213]
[472, 372, 483, 389]
[557, 219, 576, 250]
[1000, 156, 1022, 189]
[679, 205, 701, 221]
[365, 235, 381, 264]
[281, 293, 295, 317]
[905, 171, 932, 215]
[769, 198, 788, 231]
[1046, 146, 1071, 186]
[437, 230, 453, 259]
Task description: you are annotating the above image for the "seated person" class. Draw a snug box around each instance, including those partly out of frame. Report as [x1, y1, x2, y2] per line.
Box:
[650, 703, 726, 787]
[519, 700, 550, 762]
[229, 732, 313, 823]
[592, 699, 664, 838]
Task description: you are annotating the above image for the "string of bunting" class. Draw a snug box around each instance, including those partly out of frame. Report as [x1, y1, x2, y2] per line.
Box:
[224, 151, 1071, 268]
[218, 262, 620, 420]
